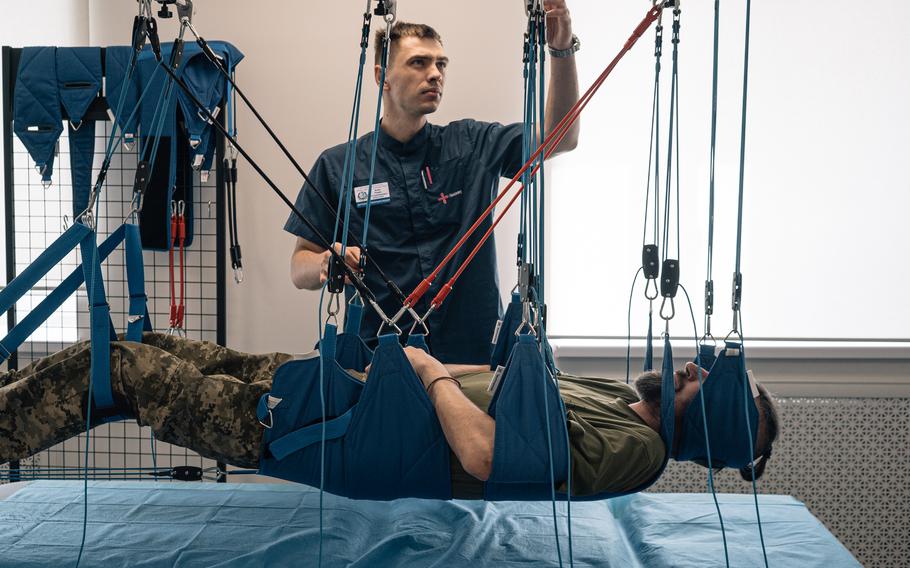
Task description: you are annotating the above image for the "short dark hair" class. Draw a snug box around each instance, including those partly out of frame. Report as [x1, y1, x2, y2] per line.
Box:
[374, 22, 443, 66]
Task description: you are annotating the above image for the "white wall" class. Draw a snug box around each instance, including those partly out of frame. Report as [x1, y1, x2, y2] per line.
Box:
[0, 0, 91, 288]
[88, 0, 527, 354]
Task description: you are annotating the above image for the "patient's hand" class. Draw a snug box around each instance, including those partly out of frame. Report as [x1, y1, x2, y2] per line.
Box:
[403, 347, 450, 389]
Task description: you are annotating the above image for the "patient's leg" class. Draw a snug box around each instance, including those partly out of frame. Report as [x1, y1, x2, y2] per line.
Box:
[0, 341, 96, 462]
[0, 341, 271, 468]
[137, 332, 292, 383]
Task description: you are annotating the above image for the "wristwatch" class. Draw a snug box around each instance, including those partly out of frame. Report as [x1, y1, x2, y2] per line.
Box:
[549, 34, 580, 58]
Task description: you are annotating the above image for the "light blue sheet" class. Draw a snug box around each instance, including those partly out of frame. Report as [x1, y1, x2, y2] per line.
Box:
[0, 481, 859, 567]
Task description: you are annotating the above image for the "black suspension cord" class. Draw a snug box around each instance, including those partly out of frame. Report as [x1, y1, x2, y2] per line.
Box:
[184, 22, 410, 309]
[151, 23, 392, 321]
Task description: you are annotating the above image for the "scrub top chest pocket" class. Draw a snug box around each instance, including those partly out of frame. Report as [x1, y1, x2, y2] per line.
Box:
[422, 158, 468, 228]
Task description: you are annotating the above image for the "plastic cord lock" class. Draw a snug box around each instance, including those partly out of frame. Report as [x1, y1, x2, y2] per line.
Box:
[660, 259, 679, 298]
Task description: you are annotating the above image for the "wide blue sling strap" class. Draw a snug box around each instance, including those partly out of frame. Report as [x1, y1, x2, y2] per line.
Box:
[105, 46, 141, 144]
[259, 325, 451, 500]
[483, 334, 570, 500]
[123, 224, 153, 342]
[56, 47, 103, 217]
[0, 223, 149, 418]
[175, 41, 243, 171]
[13, 46, 63, 185]
[695, 342, 717, 370]
[0, 223, 91, 318]
[0, 225, 147, 360]
[334, 298, 373, 371]
[675, 340, 759, 469]
[489, 291, 523, 370]
[341, 333, 451, 499]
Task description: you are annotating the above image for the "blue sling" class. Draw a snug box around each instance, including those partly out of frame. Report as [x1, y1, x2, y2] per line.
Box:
[259, 326, 452, 500]
[489, 291, 523, 370]
[676, 341, 759, 469]
[56, 47, 103, 217]
[13, 47, 62, 186]
[105, 46, 141, 146]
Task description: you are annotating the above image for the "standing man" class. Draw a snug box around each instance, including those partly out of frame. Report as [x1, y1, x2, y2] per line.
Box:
[287, 1, 580, 364]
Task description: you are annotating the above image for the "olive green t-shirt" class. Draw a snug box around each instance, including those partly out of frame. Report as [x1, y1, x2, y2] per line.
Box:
[455, 371, 666, 498]
[347, 368, 666, 498]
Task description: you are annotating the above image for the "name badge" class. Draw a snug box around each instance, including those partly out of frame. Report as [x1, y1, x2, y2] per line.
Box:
[354, 182, 391, 208]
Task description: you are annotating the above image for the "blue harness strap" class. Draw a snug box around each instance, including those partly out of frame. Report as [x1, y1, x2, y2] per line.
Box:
[489, 292, 523, 370]
[260, 329, 451, 500]
[13, 46, 63, 185]
[676, 341, 759, 469]
[696, 343, 717, 370]
[405, 332, 430, 352]
[0, 225, 127, 361]
[334, 298, 373, 371]
[124, 224, 153, 341]
[175, 42, 243, 169]
[484, 334, 569, 500]
[56, 47, 102, 128]
[341, 334, 451, 500]
[0, 223, 91, 315]
[56, 47, 103, 217]
[105, 46, 141, 143]
[79, 232, 119, 413]
[258, 324, 366, 496]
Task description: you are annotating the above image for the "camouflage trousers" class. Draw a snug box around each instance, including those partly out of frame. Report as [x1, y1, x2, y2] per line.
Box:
[0, 333, 293, 468]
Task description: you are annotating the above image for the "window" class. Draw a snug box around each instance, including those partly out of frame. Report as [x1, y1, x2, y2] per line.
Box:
[547, 0, 909, 342]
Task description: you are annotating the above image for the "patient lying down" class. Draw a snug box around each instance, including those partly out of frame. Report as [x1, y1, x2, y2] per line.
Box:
[0, 333, 778, 497]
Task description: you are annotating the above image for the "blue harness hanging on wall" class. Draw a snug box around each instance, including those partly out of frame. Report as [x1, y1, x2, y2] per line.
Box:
[135, 40, 243, 250]
[7, 42, 156, 420]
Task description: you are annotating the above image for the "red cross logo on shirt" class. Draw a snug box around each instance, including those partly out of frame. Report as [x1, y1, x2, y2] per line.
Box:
[438, 192, 448, 205]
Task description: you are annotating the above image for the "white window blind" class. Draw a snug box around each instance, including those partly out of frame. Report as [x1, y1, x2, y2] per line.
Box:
[547, 0, 909, 341]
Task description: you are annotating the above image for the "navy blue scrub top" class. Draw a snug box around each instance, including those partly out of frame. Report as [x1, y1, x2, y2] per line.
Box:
[285, 119, 524, 364]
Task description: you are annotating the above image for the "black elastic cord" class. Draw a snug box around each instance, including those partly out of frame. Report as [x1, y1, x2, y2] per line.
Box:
[190, 31, 408, 305]
[153, 44, 380, 305]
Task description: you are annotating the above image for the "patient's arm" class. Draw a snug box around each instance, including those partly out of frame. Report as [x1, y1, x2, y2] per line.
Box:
[444, 363, 490, 377]
[404, 347, 495, 481]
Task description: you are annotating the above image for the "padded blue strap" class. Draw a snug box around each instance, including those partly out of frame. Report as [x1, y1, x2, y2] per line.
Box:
[486, 334, 569, 488]
[13, 46, 62, 182]
[319, 323, 338, 380]
[0, 226, 126, 363]
[489, 292, 522, 370]
[344, 298, 364, 336]
[644, 310, 654, 371]
[0, 223, 90, 315]
[124, 224, 152, 341]
[69, 124, 96, 217]
[696, 343, 716, 370]
[105, 46, 140, 137]
[269, 407, 355, 461]
[80, 234, 115, 411]
[659, 335, 676, 450]
[55, 47, 102, 126]
[405, 333, 429, 353]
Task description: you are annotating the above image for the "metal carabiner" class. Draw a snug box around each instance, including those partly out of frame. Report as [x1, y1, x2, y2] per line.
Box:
[326, 292, 341, 326]
[644, 277, 659, 300]
[659, 295, 675, 321]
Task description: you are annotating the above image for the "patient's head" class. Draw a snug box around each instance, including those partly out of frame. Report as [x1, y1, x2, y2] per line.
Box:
[634, 363, 780, 480]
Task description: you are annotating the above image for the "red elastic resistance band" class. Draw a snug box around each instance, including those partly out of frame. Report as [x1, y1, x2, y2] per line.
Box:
[405, 4, 663, 313]
[168, 200, 187, 331]
[168, 204, 178, 329]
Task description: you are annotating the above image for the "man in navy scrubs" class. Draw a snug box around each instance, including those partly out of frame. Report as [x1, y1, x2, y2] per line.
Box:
[286, 1, 580, 364]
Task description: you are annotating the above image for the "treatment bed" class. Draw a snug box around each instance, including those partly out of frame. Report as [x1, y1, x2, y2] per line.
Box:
[0, 481, 859, 567]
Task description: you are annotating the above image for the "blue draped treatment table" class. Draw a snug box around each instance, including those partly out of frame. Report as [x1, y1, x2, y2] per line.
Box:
[0, 481, 858, 567]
